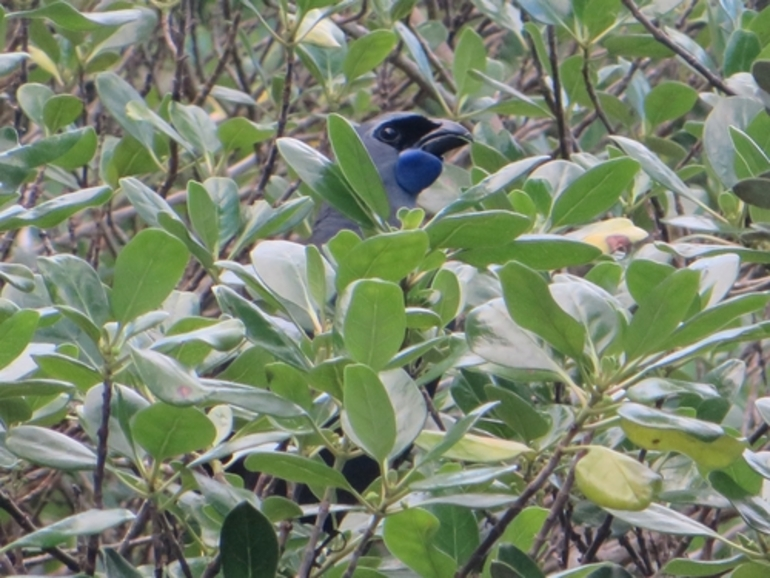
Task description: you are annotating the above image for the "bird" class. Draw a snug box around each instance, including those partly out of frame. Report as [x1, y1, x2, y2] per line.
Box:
[309, 112, 472, 244]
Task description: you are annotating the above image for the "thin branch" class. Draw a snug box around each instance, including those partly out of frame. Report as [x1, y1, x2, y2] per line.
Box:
[619, 0, 734, 96]
[0, 489, 81, 572]
[528, 457, 579, 559]
[194, 11, 242, 106]
[340, 515, 381, 578]
[337, 21, 457, 112]
[455, 420, 583, 577]
[546, 26, 570, 160]
[298, 484, 335, 576]
[248, 44, 295, 203]
[85, 373, 114, 575]
[582, 46, 613, 134]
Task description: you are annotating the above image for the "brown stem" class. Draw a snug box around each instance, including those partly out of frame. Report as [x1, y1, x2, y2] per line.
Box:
[248, 45, 295, 203]
[455, 420, 583, 577]
[582, 46, 613, 134]
[619, 0, 734, 95]
[297, 488, 332, 577]
[340, 515, 381, 578]
[84, 373, 114, 575]
[547, 27, 570, 159]
[194, 11, 242, 106]
[0, 489, 81, 572]
[528, 456, 579, 558]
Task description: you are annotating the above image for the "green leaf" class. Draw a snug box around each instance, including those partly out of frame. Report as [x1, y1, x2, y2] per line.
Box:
[111, 228, 189, 323]
[277, 137, 374, 228]
[625, 259, 674, 304]
[250, 240, 331, 329]
[213, 286, 310, 370]
[343, 30, 397, 81]
[394, 22, 437, 94]
[38, 254, 110, 326]
[342, 364, 397, 463]
[8, 2, 143, 31]
[0, 52, 29, 76]
[0, 309, 39, 370]
[42, 94, 83, 133]
[169, 101, 220, 155]
[230, 197, 314, 256]
[607, 502, 719, 537]
[340, 279, 405, 371]
[244, 452, 353, 491]
[17, 83, 53, 127]
[32, 354, 100, 391]
[734, 177, 770, 208]
[188, 180, 219, 253]
[603, 34, 674, 58]
[724, 29, 761, 76]
[336, 230, 429, 292]
[661, 555, 747, 577]
[466, 298, 564, 381]
[0, 184, 111, 232]
[453, 27, 486, 97]
[662, 292, 770, 349]
[438, 156, 549, 216]
[217, 117, 274, 151]
[575, 446, 661, 511]
[426, 210, 530, 249]
[618, 403, 745, 470]
[710, 470, 770, 534]
[497, 261, 585, 359]
[624, 268, 700, 360]
[52, 126, 97, 170]
[0, 379, 74, 401]
[95, 72, 156, 152]
[644, 81, 698, 125]
[5, 425, 96, 470]
[458, 234, 601, 269]
[0, 509, 135, 553]
[484, 385, 550, 442]
[130, 347, 209, 405]
[428, 504, 479, 565]
[753, 59, 770, 94]
[220, 502, 279, 578]
[470, 71, 553, 118]
[383, 508, 457, 578]
[0, 127, 88, 170]
[731, 126, 770, 179]
[550, 158, 639, 227]
[132, 403, 216, 460]
[328, 113, 390, 220]
[204, 379, 306, 418]
[626, 377, 719, 404]
[120, 177, 214, 269]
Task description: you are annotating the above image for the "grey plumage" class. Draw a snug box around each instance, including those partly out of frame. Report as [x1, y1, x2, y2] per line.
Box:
[309, 112, 471, 245]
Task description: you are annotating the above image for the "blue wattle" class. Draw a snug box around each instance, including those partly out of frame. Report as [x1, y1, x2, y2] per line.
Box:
[395, 149, 443, 196]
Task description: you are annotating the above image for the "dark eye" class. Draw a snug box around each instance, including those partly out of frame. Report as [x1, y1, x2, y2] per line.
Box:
[378, 126, 400, 143]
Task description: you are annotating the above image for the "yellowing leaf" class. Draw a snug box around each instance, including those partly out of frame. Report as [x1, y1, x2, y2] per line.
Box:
[294, 9, 341, 48]
[619, 403, 745, 470]
[28, 46, 63, 85]
[575, 446, 662, 511]
[415, 430, 533, 463]
[567, 218, 648, 254]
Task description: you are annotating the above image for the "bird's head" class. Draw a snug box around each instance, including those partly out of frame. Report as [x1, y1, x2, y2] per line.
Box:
[356, 113, 472, 216]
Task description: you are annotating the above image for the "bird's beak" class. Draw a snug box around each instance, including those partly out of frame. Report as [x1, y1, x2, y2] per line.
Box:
[415, 120, 473, 158]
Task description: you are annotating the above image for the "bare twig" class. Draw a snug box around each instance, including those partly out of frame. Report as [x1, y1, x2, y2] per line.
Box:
[619, 0, 734, 96]
[0, 489, 81, 572]
[455, 420, 583, 577]
[248, 45, 295, 203]
[340, 515, 381, 578]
